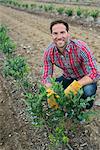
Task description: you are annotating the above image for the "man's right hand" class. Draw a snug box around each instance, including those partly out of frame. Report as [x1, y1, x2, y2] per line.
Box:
[46, 88, 59, 109]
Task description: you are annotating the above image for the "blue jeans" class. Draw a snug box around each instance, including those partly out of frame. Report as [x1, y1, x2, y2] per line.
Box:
[56, 76, 97, 109]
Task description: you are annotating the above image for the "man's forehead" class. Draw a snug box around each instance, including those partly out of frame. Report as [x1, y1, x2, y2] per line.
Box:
[52, 24, 66, 30]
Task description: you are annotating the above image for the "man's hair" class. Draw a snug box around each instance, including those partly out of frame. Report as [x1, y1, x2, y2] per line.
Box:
[50, 20, 69, 33]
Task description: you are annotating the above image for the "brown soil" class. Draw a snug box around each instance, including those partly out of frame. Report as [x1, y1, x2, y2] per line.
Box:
[0, 5, 100, 150]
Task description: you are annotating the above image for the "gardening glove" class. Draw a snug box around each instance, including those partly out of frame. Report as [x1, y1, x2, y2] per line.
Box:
[64, 80, 82, 96]
[46, 88, 59, 109]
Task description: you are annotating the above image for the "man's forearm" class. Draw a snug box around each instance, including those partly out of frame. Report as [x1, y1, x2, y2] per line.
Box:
[78, 75, 93, 87]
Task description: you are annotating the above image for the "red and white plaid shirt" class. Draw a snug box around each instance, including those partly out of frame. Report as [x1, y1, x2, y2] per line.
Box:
[42, 39, 99, 84]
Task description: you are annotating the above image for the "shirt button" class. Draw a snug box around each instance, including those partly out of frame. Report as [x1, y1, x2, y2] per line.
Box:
[61, 55, 64, 58]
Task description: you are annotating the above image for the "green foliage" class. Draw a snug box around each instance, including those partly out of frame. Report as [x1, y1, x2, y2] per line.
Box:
[76, 7, 82, 17]
[51, 79, 95, 122]
[47, 4, 54, 12]
[24, 79, 95, 148]
[0, 25, 15, 55]
[30, 4, 37, 9]
[56, 7, 65, 14]
[43, 5, 49, 12]
[24, 82, 69, 148]
[1, 0, 99, 23]
[38, 4, 43, 9]
[1, 38, 15, 55]
[0, 25, 7, 42]
[43, 4, 54, 12]
[24, 84, 47, 126]
[22, 79, 33, 90]
[65, 8, 73, 16]
[90, 10, 99, 19]
[49, 126, 69, 148]
[83, 9, 90, 18]
[3, 56, 30, 80]
[25, 4, 28, 9]
[8, 0, 13, 5]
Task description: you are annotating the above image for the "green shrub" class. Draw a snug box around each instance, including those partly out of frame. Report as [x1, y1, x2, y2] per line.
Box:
[43, 5, 49, 12]
[90, 10, 99, 19]
[0, 25, 7, 42]
[43, 4, 54, 12]
[30, 4, 37, 9]
[3, 56, 30, 80]
[47, 4, 54, 12]
[8, 0, 13, 5]
[65, 8, 73, 16]
[83, 9, 90, 18]
[25, 4, 28, 9]
[1, 38, 15, 55]
[56, 7, 65, 14]
[0, 25, 15, 55]
[24, 79, 95, 148]
[76, 7, 82, 17]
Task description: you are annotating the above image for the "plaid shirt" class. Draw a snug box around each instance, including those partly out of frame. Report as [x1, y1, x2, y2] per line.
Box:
[42, 39, 99, 84]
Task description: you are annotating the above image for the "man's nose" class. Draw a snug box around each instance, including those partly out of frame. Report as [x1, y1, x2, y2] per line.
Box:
[57, 33, 62, 39]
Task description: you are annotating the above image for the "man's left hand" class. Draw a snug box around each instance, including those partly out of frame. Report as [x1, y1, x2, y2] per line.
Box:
[64, 80, 82, 96]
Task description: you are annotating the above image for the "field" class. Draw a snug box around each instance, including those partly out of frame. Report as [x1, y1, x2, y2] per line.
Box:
[0, 1, 100, 150]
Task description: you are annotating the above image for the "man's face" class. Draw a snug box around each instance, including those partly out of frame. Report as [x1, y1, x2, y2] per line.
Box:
[51, 23, 69, 50]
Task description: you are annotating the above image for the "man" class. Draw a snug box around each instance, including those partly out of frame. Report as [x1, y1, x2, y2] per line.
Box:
[42, 20, 99, 109]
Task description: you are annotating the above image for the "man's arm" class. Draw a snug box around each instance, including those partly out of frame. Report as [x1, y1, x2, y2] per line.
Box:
[42, 50, 54, 86]
[79, 42, 99, 84]
[78, 75, 93, 87]
[64, 42, 99, 96]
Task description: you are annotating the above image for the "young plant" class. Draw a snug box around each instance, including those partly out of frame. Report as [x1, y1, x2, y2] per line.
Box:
[30, 4, 37, 10]
[25, 4, 29, 9]
[56, 7, 65, 15]
[24, 79, 95, 148]
[65, 8, 73, 16]
[24, 82, 69, 148]
[47, 4, 54, 12]
[24, 84, 47, 126]
[43, 4, 54, 12]
[76, 7, 82, 17]
[83, 9, 90, 18]
[49, 125, 69, 149]
[1, 38, 15, 55]
[0, 25, 7, 44]
[90, 10, 99, 20]
[0, 25, 16, 56]
[3, 56, 30, 80]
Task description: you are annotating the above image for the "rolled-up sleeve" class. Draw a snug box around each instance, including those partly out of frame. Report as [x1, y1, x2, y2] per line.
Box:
[80, 44, 99, 81]
[42, 50, 54, 84]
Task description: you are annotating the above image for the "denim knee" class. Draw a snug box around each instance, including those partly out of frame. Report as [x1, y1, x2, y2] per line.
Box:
[83, 83, 97, 99]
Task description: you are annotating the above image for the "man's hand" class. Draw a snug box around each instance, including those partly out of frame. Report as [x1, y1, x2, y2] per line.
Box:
[46, 88, 59, 109]
[64, 80, 82, 96]
[45, 83, 52, 88]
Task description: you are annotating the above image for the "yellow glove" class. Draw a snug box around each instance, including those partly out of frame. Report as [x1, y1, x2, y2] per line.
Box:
[64, 80, 82, 96]
[46, 88, 59, 109]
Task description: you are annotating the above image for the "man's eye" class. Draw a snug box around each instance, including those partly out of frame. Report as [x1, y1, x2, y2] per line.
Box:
[61, 31, 65, 34]
[53, 32, 57, 35]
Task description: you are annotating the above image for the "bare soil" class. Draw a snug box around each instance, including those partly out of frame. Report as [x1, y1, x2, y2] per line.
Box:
[0, 5, 100, 150]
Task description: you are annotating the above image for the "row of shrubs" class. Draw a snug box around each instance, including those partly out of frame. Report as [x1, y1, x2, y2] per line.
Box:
[0, 25, 31, 92]
[0, 0, 99, 19]
[0, 24, 70, 149]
